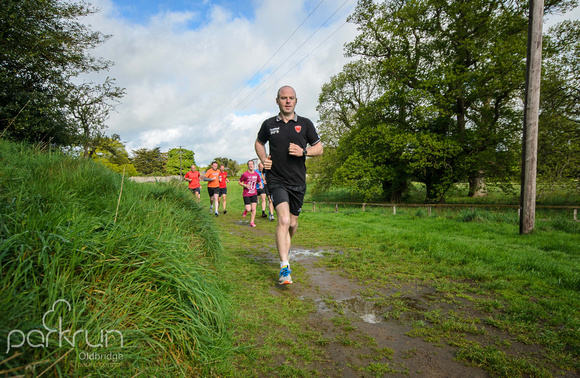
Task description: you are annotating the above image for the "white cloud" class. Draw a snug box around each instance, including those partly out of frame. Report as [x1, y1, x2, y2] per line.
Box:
[81, 0, 358, 165]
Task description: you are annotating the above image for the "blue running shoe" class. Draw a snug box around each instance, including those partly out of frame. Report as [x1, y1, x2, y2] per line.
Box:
[279, 266, 292, 285]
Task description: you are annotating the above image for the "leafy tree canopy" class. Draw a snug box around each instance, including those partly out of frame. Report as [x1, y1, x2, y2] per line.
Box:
[91, 134, 138, 176]
[166, 148, 196, 176]
[538, 20, 580, 195]
[0, 0, 123, 149]
[213, 157, 240, 176]
[132, 147, 167, 176]
[315, 0, 577, 203]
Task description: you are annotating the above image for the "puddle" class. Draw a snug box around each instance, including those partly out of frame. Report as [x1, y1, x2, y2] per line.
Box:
[289, 248, 326, 260]
[311, 296, 386, 324]
[340, 297, 385, 324]
[307, 295, 429, 324]
[244, 247, 329, 264]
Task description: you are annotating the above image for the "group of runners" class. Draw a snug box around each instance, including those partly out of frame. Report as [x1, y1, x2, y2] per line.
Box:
[184, 160, 275, 226]
[187, 85, 323, 285]
[184, 162, 230, 216]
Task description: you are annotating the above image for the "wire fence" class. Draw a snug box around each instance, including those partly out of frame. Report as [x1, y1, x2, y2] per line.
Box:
[305, 201, 579, 221]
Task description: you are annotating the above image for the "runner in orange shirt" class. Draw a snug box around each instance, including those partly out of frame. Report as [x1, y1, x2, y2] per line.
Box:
[204, 161, 220, 216]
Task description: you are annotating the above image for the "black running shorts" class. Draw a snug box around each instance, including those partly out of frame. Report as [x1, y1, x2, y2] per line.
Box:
[207, 187, 220, 197]
[243, 195, 258, 205]
[269, 184, 306, 216]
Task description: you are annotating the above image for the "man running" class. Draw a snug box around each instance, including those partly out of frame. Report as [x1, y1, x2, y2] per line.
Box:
[184, 164, 201, 200]
[254, 85, 323, 285]
[218, 164, 229, 214]
[238, 160, 261, 228]
[258, 162, 275, 220]
[204, 161, 220, 216]
[256, 162, 268, 218]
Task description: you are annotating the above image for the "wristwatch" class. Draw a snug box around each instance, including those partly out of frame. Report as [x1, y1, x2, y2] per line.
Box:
[303, 148, 308, 157]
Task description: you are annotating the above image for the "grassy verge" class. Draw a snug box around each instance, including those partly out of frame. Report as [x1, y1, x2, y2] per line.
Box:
[0, 140, 232, 376]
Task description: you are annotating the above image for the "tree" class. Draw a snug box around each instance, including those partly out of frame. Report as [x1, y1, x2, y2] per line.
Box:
[538, 20, 580, 196]
[316, 60, 382, 147]
[166, 148, 195, 176]
[0, 0, 116, 145]
[213, 157, 240, 176]
[132, 147, 167, 176]
[91, 134, 138, 175]
[67, 78, 125, 157]
[317, 0, 572, 202]
[312, 60, 384, 197]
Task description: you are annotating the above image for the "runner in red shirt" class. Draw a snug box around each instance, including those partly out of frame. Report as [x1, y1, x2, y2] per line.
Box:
[218, 164, 230, 214]
[184, 165, 201, 200]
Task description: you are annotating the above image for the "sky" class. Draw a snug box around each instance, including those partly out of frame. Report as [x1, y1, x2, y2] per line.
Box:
[80, 0, 580, 166]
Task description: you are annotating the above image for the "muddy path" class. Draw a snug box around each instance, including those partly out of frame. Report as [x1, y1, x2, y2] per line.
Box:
[218, 213, 495, 377]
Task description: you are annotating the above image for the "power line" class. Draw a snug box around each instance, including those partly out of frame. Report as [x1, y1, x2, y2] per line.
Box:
[237, 21, 350, 114]
[232, 1, 351, 113]
[179, 0, 354, 161]
[180, 0, 325, 147]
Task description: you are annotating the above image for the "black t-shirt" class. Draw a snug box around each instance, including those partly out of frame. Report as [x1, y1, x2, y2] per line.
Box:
[257, 114, 321, 187]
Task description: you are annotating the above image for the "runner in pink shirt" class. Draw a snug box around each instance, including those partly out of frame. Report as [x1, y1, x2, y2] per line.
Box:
[238, 160, 262, 227]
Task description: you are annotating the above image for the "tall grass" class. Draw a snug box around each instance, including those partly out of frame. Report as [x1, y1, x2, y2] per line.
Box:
[0, 140, 232, 376]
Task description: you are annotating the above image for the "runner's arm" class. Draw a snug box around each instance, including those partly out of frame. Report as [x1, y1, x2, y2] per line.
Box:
[288, 141, 323, 157]
[255, 139, 272, 170]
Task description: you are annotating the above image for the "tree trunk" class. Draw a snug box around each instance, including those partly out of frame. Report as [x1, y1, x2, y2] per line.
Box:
[391, 190, 403, 204]
[468, 171, 487, 197]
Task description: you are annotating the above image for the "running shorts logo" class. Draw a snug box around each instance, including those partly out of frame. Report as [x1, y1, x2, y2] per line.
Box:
[295, 126, 301, 133]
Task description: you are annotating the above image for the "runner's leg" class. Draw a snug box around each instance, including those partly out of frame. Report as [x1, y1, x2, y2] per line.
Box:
[275, 202, 298, 263]
[250, 202, 257, 224]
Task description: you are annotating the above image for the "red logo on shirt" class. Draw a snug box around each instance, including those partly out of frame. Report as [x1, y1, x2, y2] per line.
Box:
[295, 126, 302, 133]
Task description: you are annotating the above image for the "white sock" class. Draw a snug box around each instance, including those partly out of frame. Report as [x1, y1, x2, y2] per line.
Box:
[280, 261, 289, 268]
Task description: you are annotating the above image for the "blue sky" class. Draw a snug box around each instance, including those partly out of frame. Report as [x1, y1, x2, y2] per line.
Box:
[110, 0, 256, 26]
[82, 0, 579, 165]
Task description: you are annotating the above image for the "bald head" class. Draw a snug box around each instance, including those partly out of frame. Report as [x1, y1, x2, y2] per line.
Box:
[277, 85, 296, 99]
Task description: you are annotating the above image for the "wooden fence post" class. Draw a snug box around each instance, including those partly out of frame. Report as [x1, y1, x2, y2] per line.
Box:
[393, 206, 396, 215]
[335, 204, 338, 213]
[362, 203, 366, 212]
[313, 201, 316, 212]
[428, 206, 432, 216]
[574, 208, 577, 221]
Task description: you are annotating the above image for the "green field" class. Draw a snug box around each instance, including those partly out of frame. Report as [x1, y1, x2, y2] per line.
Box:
[1, 140, 578, 376]
[217, 181, 579, 376]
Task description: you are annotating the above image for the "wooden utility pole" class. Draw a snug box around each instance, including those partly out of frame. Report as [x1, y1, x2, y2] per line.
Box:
[520, 0, 544, 235]
[178, 146, 183, 180]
